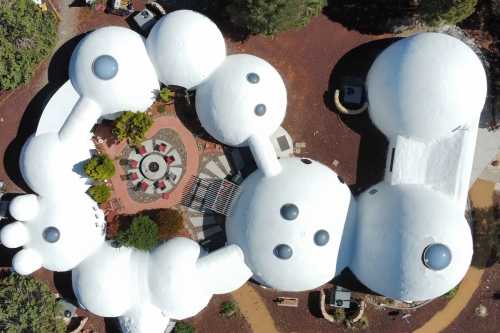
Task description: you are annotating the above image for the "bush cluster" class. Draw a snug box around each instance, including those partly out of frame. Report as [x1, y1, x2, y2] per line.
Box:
[87, 184, 111, 204]
[0, 273, 65, 333]
[116, 215, 160, 251]
[219, 301, 239, 317]
[175, 321, 196, 333]
[420, 0, 478, 26]
[154, 208, 185, 239]
[0, 0, 58, 90]
[112, 111, 153, 145]
[84, 154, 116, 181]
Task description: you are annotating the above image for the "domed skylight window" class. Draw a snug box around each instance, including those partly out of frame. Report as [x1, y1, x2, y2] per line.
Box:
[246, 72, 260, 84]
[422, 243, 451, 271]
[314, 230, 329, 246]
[254, 104, 266, 116]
[280, 203, 299, 220]
[43, 226, 60, 243]
[92, 55, 118, 80]
[274, 244, 293, 260]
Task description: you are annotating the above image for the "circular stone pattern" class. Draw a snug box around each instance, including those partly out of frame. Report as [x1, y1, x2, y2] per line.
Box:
[140, 153, 168, 181]
[422, 243, 452, 271]
[92, 55, 118, 80]
[43, 227, 60, 243]
[274, 244, 293, 260]
[280, 203, 299, 220]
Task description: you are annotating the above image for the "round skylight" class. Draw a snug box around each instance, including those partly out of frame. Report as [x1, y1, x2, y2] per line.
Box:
[92, 55, 118, 80]
[422, 243, 451, 271]
[43, 226, 60, 243]
[254, 104, 266, 116]
[280, 203, 299, 220]
[314, 230, 329, 246]
[274, 244, 293, 260]
[246, 72, 260, 84]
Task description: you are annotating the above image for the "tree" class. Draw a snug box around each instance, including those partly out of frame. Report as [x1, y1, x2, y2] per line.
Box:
[219, 301, 239, 317]
[84, 154, 116, 181]
[154, 209, 185, 239]
[420, 0, 478, 26]
[88, 184, 111, 204]
[0, 273, 65, 333]
[116, 215, 159, 251]
[112, 111, 153, 145]
[226, 0, 327, 36]
[175, 321, 196, 333]
[0, 0, 58, 90]
[159, 87, 175, 104]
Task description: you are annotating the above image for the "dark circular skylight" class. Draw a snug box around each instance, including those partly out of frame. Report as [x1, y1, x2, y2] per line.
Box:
[43, 226, 60, 243]
[301, 158, 312, 165]
[254, 104, 266, 116]
[280, 203, 299, 220]
[422, 243, 451, 271]
[314, 230, 330, 246]
[93, 55, 118, 80]
[246, 72, 260, 84]
[274, 244, 293, 260]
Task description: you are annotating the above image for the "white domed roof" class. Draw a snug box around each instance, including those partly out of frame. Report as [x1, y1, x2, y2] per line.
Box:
[367, 33, 487, 140]
[70, 26, 159, 114]
[9, 194, 39, 221]
[0, 222, 29, 249]
[73, 243, 137, 317]
[226, 157, 352, 291]
[146, 10, 226, 89]
[195, 54, 287, 146]
[351, 182, 472, 301]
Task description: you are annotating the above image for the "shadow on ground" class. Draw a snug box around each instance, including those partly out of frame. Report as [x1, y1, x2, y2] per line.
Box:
[3, 33, 87, 192]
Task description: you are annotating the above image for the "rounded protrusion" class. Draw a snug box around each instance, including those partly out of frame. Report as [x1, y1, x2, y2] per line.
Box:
[280, 204, 299, 221]
[9, 194, 39, 221]
[0, 222, 29, 248]
[12, 249, 43, 275]
[274, 244, 293, 260]
[423, 243, 452, 271]
[314, 230, 330, 246]
[92, 55, 119, 80]
[43, 227, 61, 243]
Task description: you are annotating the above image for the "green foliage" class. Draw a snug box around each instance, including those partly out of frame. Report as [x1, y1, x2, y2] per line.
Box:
[0, 273, 65, 333]
[112, 111, 153, 145]
[0, 0, 58, 90]
[219, 301, 239, 317]
[420, 0, 478, 26]
[227, 0, 327, 36]
[88, 184, 111, 204]
[332, 307, 346, 323]
[154, 209, 185, 239]
[116, 215, 159, 251]
[175, 321, 196, 333]
[159, 87, 175, 103]
[158, 105, 167, 114]
[84, 154, 116, 181]
[443, 285, 459, 299]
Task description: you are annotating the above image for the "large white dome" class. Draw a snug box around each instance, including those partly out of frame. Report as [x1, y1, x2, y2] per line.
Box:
[350, 182, 473, 301]
[366, 33, 487, 140]
[146, 10, 226, 89]
[226, 157, 353, 291]
[195, 54, 287, 146]
[69, 26, 159, 114]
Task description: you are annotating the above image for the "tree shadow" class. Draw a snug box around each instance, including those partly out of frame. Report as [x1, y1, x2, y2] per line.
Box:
[323, 0, 419, 35]
[105, 317, 121, 332]
[307, 291, 323, 318]
[54, 271, 78, 304]
[3, 33, 87, 192]
[325, 38, 398, 195]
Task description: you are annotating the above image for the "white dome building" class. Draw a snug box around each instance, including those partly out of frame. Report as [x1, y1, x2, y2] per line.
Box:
[226, 157, 353, 291]
[195, 54, 287, 147]
[146, 10, 226, 90]
[366, 33, 487, 140]
[69, 26, 159, 115]
[350, 182, 473, 301]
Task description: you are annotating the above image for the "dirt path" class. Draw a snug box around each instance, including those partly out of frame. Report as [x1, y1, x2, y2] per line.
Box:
[231, 283, 280, 333]
[413, 180, 496, 333]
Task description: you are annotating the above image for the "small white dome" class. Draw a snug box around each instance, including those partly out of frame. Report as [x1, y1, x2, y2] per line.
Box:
[146, 10, 226, 89]
[226, 157, 352, 291]
[73, 243, 136, 317]
[0, 222, 29, 248]
[12, 249, 42, 275]
[367, 33, 487, 140]
[351, 182, 472, 301]
[70, 26, 159, 114]
[195, 54, 287, 146]
[9, 194, 39, 221]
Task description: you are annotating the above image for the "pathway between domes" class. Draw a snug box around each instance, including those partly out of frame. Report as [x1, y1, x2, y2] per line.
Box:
[232, 283, 280, 333]
[413, 179, 495, 333]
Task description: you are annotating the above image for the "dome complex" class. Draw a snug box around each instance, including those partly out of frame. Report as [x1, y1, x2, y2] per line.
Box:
[351, 182, 472, 301]
[146, 10, 226, 89]
[226, 157, 353, 291]
[366, 33, 487, 140]
[195, 54, 287, 146]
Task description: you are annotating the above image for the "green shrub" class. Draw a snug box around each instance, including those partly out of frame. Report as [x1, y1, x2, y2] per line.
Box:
[158, 105, 167, 114]
[219, 301, 239, 317]
[227, 0, 326, 36]
[0, 0, 58, 90]
[159, 87, 175, 103]
[88, 184, 111, 204]
[112, 111, 153, 145]
[84, 154, 116, 181]
[116, 215, 159, 251]
[154, 209, 185, 239]
[332, 307, 346, 323]
[175, 321, 196, 333]
[0, 273, 65, 333]
[420, 0, 478, 26]
[443, 285, 459, 299]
